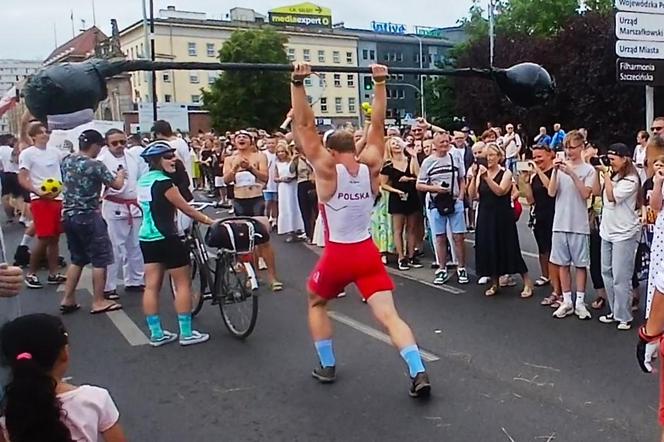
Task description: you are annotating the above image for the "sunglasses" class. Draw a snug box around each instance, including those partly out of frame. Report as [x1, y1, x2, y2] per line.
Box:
[109, 140, 126, 147]
[161, 153, 176, 160]
[566, 143, 585, 150]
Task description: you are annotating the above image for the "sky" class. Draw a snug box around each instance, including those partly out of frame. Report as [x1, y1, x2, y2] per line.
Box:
[0, 0, 475, 60]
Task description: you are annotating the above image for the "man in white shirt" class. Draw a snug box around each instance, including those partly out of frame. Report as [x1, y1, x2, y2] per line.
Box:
[0, 134, 22, 220]
[152, 120, 192, 191]
[97, 129, 145, 299]
[634, 130, 648, 184]
[503, 123, 522, 175]
[17, 121, 67, 289]
[262, 136, 279, 228]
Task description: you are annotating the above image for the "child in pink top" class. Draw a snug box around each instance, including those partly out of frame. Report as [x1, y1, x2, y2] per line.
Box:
[0, 314, 126, 442]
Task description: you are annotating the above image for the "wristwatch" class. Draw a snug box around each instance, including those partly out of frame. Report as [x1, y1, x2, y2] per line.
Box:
[291, 79, 304, 86]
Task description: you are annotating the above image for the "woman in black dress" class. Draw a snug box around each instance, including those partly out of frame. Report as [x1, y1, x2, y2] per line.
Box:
[468, 144, 533, 297]
[380, 137, 423, 270]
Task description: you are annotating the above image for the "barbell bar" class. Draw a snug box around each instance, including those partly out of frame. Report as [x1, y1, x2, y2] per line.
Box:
[23, 58, 555, 125]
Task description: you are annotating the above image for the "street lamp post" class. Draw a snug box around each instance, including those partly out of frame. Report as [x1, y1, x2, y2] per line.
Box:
[410, 34, 426, 119]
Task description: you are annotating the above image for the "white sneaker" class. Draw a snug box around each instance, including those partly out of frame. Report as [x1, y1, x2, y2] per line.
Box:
[617, 322, 632, 330]
[598, 314, 616, 324]
[149, 330, 178, 347]
[574, 303, 592, 320]
[478, 276, 491, 285]
[336, 292, 346, 298]
[552, 302, 574, 319]
[258, 257, 268, 270]
[179, 330, 210, 346]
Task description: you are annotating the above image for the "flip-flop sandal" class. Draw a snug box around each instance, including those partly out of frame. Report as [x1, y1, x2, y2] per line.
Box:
[271, 281, 284, 292]
[104, 291, 120, 301]
[499, 277, 516, 288]
[534, 277, 550, 287]
[520, 287, 534, 298]
[60, 304, 81, 315]
[485, 285, 499, 297]
[541, 294, 559, 306]
[90, 303, 123, 315]
[591, 297, 606, 310]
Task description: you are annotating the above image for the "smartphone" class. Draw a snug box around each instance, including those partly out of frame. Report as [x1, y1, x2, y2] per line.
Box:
[475, 157, 488, 167]
[555, 151, 566, 162]
[516, 161, 531, 172]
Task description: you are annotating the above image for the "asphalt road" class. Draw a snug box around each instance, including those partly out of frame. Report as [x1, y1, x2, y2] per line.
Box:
[3, 210, 660, 442]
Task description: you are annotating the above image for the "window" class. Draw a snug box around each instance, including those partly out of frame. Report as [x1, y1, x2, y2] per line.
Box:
[303, 49, 311, 62]
[399, 89, 405, 99]
[304, 78, 312, 86]
[208, 72, 218, 84]
[346, 51, 353, 64]
[320, 97, 328, 113]
[163, 73, 171, 83]
[362, 49, 368, 60]
[319, 73, 326, 87]
[140, 43, 144, 58]
[348, 97, 356, 113]
[207, 43, 215, 57]
[346, 74, 354, 88]
[333, 74, 341, 87]
[287, 48, 295, 61]
[130, 47, 134, 59]
[390, 53, 397, 62]
[164, 94, 172, 103]
[318, 50, 325, 63]
[189, 73, 199, 84]
[397, 53, 403, 62]
[191, 95, 200, 103]
[333, 51, 340, 63]
[383, 53, 389, 61]
[370, 50, 375, 60]
[398, 74, 404, 81]
[188, 42, 197, 56]
[335, 97, 342, 113]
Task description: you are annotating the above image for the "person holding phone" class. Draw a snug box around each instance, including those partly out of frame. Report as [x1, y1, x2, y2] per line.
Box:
[521, 145, 560, 305]
[274, 141, 304, 241]
[547, 131, 597, 320]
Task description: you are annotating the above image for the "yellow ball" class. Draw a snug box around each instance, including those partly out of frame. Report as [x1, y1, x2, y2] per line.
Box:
[40, 178, 62, 197]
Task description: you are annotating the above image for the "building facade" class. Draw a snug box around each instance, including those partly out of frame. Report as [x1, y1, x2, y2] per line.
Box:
[119, 8, 360, 128]
[0, 60, 42, 133]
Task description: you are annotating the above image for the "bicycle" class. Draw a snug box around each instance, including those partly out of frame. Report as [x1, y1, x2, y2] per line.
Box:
[170, 202, 260, 339]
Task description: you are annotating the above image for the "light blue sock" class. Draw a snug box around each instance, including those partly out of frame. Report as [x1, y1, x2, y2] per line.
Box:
[314, 339, 336, 368]
[400, 345, 426, 377]
[146, 315, 163, 339]
[178, 313, 192, 338]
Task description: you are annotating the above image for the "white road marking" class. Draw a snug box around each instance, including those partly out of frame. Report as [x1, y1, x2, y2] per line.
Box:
[464, 239, 540, 259]
[61, 268, 149, 346]
[328, 310, 440, 362]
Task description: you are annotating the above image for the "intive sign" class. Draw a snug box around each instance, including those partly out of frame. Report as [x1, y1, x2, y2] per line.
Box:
[616, 58, 664, 85]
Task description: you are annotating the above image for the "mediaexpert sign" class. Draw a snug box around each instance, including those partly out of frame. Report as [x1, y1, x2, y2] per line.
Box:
[268, 2, 332, 28]
[614, 0, 664, 15]
[616, 58, 664, 85]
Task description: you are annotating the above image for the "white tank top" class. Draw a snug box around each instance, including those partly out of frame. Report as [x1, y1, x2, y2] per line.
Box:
[322, 164, 374, 244]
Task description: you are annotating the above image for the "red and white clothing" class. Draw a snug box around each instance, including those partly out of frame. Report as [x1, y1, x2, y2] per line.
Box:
[98, 149, 145, 292]
[307, 164, 394, 300]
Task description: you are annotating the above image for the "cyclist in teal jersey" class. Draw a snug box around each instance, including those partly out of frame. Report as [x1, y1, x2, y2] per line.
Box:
[137, 141, 216, 347]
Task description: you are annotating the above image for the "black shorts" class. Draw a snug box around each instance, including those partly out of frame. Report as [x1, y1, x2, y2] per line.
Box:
[533, 216, 554, 255]
[1, 172, 26, 199]
[140, 237, 190, 269]
[233, 196, 265, 217]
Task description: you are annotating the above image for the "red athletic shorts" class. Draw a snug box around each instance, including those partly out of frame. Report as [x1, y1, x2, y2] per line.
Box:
[30, 198, 63, 238]
[307, 238, 394, 300]
[660, 341, 664, 426]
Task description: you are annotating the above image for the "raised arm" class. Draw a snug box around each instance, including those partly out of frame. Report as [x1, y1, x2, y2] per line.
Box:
[290, 63, 335, 180]
[358, 64, 389, 175]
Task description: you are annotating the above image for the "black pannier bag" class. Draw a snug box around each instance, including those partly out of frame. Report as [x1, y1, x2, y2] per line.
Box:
[205, 220, 256, 254]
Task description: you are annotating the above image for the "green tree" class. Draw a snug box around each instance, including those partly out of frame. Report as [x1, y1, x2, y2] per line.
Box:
[202, 28, 290, 131]
[497, 0, 579, 37]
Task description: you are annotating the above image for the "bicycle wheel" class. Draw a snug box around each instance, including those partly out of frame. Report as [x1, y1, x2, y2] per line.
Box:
[217, 254, 258, 339]
[170, 252, 207, 317]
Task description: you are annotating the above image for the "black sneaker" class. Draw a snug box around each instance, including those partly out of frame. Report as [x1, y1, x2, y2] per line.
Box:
[409, 372, 431, 398]
[312, 365, 336, 383]
[414, 248, 425, 258]
[24, 273, 43, 289]
[398, 258, 410, 271]
[47, 273, 67, 285]
[409, 256, 423, 269]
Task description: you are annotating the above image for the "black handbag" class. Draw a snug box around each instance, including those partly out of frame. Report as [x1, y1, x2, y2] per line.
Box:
[635, 227, 651, 282]
[431, 154, 457, 216]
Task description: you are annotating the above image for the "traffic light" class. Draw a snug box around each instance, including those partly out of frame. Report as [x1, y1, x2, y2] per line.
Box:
[363, 76, 373, 91]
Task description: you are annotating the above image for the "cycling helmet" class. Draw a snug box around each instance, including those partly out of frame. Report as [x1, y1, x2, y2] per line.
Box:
[140, 140, 175, 159]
